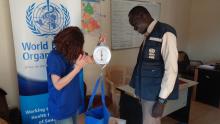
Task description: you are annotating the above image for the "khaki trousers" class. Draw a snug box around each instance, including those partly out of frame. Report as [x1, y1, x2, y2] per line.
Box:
[141, 99, 161, 124]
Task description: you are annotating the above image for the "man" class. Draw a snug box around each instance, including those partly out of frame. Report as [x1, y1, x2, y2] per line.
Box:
[129, 6, 179, 124]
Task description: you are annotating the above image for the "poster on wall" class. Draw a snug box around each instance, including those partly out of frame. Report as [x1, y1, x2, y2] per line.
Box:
[111, 0, 161, 49]
[82, 0, 102, 35]
[9, 0, 81, 123]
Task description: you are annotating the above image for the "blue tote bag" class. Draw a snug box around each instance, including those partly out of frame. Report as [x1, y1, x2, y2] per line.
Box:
[85, 76, 110, 124]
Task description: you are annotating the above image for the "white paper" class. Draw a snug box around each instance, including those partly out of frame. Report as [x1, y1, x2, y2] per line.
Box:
[111, 0, 161, 49]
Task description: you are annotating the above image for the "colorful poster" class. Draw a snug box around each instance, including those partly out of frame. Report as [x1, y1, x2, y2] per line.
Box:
[9, 0, 81, 123]
[82, 0, 101, 34]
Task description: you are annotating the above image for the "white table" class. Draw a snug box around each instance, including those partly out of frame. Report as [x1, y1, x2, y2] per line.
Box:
[116, 78, 198, 124]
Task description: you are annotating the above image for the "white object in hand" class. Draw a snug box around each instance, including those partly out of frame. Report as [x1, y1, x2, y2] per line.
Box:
[93, 44, 111, 65]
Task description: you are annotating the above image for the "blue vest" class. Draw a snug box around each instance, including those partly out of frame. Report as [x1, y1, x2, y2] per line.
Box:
[130, 22, 179, 101]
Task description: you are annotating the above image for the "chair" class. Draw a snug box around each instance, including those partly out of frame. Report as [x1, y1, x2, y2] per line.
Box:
[0, 88, 9, 123]
[84, 83, 112, 112]
[0, 118, 8, 124]
[178, 51, 203, 100]
[104, 65, 134, 116]
[178, 51, 203, 80]
[84, 65, 130, 116]
[84, 77, 114, 113]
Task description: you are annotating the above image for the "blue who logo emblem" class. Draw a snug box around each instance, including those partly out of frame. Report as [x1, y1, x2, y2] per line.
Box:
[26, 0, 70, 36]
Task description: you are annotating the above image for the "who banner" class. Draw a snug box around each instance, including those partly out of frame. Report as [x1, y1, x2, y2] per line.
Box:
[9, 0, 81, 123]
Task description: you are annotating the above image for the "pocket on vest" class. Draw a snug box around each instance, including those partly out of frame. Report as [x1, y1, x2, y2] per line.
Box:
[141, 77, 162, 86]
[141, 68, 163, 77]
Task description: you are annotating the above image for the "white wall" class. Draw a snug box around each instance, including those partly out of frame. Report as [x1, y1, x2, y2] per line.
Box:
[0, 0, 192, 107]
[85, 0, 193, 93]
[187, 0, 220, 62]
[0, 0, 19, 108]
[160, 0, 192, 50]
[110, 0, 192, 66]
[83, 0, 112, 94]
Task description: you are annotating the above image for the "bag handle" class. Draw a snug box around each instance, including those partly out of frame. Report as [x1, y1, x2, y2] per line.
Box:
[87, 76, 101, 109]
[87, 75, 106, 110]
[101, 77, 106, 106]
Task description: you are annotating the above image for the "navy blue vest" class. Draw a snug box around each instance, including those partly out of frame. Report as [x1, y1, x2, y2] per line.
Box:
[130, 22, 179, 101]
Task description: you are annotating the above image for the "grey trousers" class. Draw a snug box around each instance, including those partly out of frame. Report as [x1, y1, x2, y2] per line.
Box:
[141, 99, 161, 124]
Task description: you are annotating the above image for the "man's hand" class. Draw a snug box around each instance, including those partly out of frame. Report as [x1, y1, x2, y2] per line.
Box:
[152, 101, 165, 118]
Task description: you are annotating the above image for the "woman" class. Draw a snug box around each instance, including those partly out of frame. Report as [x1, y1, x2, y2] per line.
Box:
[47, 26, 94, 124]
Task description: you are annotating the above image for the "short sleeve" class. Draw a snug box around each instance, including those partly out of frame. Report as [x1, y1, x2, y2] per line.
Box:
[47, 52, 64, 77]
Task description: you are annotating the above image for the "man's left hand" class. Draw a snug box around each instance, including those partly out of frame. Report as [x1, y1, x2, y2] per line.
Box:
[152, 101, 165, 118]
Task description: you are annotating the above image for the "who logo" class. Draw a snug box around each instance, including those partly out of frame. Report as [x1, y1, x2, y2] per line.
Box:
[26, 0, 70, 37]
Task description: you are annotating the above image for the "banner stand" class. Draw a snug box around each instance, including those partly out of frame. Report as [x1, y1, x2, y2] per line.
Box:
[9, 0, 81, 123]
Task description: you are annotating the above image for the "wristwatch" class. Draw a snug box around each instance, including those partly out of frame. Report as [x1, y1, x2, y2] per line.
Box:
[158, 97, 167, 104]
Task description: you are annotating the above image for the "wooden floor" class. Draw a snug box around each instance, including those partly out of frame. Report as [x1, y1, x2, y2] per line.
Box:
[162, 101, 220, 124]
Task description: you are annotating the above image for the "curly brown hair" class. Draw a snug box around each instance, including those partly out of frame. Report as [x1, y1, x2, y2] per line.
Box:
[54, 26, 84, 65]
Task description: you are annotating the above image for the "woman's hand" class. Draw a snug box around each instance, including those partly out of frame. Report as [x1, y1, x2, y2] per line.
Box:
[98, 33, 107, 44]
[75, 54, 87, 70]
[85, 55, 94, 64]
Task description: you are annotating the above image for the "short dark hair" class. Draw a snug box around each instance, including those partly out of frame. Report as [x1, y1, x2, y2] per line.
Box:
[54, 26, 84, 65]
[128, 6, 152, 26]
